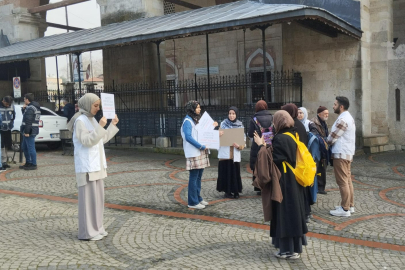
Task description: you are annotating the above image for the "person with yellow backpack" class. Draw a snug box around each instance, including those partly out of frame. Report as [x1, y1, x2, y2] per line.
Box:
[254, 110, 309, 260]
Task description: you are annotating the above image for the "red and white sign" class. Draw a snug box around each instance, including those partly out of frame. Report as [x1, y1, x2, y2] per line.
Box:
[13, 77, 21, 98]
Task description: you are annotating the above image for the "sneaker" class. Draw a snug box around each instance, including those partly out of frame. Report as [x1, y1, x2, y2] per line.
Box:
[224, 193, 233, 199]
[335, 206, 355, 213]
[233, 193, 240, 199]
[100, 231, 108, 237]
[89, 234, 104, 241]
[200, 200, 209, 206]
[318, 190, 327, 195]
[0, 167, 5, 172]
[330, 206, 351, 217]
[188, 203, 205, 209]
[24, 164, 37, 170]
[19, 163, 31, 169]
[275, 252, 300, 259]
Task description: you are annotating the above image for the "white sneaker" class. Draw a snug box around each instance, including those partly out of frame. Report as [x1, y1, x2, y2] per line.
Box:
[274, 252, 300, 259]
[200, 200, 209, 206]
[100, 231, 108, 237]
[335, 206, 355, 213]
[89, 234, 104, 241]
[330, 206, 351, 217]
[188, 203, 205, 209]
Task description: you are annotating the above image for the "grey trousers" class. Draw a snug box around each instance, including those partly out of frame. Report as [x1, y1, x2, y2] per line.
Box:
[78, 178, 106, 240]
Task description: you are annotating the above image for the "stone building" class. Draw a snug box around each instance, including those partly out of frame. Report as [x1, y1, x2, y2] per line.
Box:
[99, 0, 404, 151]
[0, 0, 49, 97]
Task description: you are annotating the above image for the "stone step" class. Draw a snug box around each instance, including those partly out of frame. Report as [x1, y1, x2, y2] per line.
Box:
[363, 134, 389, 147]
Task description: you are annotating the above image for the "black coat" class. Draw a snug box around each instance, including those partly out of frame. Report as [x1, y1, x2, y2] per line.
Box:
[63, 103, 76, 121]
[248, 110, 273, 170]
[270, 127, 308, 239]
[294, 118, 308, 146]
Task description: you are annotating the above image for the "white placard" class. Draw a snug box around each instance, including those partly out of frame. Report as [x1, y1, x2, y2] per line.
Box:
[198, 130, 219, 150]
[195, 112, 214, 131]
[13, 77, 21, 98]
[100, 93, 115, 119]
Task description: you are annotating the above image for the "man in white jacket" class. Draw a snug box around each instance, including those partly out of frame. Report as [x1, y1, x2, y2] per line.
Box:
[327, 96, 356, 217]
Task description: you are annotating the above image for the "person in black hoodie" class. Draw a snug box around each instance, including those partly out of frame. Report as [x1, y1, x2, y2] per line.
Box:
[248, 100, 273, 195]
[281, 103, 312, 223]
[19, 93, 41, 170]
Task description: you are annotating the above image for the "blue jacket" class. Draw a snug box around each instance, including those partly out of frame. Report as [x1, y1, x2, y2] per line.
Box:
[63, 103, 75, 121]
[21, 101, 41, 135]
[308, 132, 320, 203]
[0, 103, 15, 131]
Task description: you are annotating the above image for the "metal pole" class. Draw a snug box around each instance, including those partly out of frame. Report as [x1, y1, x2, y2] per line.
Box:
[76, 53, 82, 97]
[65, 7, 74, 83]
[56, 56, 61, 112]
[206, 34, 211, 106]
[261, 27, 268, 103]
[156, 41, 164, 136]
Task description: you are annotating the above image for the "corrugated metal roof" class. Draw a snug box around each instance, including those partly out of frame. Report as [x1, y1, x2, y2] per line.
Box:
[0, 0, 362, 63]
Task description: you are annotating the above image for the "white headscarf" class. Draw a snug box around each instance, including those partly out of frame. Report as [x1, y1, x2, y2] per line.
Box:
[67, 93, 100, 132]
[298, 107, 310, 132]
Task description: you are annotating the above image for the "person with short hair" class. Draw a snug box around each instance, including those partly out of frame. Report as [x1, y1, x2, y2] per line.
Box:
[0, 96, 15, 169]
[309, 106, 330, 195]
[19, 93, 40, 170]
[62, 98, 76, 122]
[328, 96, 356, 217]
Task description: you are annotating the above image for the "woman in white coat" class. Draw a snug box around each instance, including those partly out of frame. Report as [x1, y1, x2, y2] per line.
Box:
[67, 93, 119, 241]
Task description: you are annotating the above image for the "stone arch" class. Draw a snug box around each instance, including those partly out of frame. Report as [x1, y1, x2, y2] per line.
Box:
[246, 48, 274, 70]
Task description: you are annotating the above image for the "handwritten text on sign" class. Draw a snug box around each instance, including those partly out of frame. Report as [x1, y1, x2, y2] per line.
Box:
[100, 93, 116, 119]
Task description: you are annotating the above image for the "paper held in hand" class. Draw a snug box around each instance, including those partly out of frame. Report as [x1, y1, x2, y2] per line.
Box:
[195, 112, 214, 131]
[100, 93, 115, 119]
[219, 128, 245, 147]
[198, 130, 219, 150]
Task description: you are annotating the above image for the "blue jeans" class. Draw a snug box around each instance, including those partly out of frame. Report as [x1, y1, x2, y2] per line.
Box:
[21, 135, 37, 165]
[188, 168, 204, 206]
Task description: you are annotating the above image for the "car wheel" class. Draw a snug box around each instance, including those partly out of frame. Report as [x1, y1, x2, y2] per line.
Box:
[47, 142, 62, 150]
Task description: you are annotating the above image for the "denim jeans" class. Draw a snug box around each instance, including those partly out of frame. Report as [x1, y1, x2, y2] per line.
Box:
[188, 168, 204, 206]
[21, 135, 37, 165]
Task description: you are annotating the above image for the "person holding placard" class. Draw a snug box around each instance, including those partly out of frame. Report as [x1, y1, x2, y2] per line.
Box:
[180, 100, 218, 210]
[67, 93, 119, 241]
[216, 106, 245, 199]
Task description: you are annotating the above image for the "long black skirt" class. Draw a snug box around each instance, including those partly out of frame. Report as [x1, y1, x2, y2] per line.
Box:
[216, 160, 242, 194]
[272, 235, 307, 254]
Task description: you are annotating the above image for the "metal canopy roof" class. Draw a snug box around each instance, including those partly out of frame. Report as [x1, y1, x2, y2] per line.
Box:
[0, 0, 362, 63]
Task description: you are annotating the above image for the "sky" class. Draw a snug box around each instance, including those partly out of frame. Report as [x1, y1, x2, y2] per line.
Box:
[45, 0, 102, 80]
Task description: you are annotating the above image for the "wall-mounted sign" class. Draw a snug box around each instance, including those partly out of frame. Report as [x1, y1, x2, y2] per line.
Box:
[195, 66, 219, 76]
[72, 54, 84, 82]
[13, 77, 21, 98]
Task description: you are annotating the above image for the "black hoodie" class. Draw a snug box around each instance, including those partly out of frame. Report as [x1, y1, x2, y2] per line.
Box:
[21, 101, 41, 135]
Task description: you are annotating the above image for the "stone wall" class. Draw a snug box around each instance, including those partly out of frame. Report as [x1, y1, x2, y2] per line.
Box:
[281, 22, 363, 141]
[164, 25, 283, 81]
[387, 0, 405, 144]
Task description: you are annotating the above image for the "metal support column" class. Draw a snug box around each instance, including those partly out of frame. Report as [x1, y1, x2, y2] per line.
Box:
[206, 34, 211, 106]
[260, 26, 269, 103]
[76, 52, 82, 97]
[56, 56, 61, 112]
[155, 40, 164, 136]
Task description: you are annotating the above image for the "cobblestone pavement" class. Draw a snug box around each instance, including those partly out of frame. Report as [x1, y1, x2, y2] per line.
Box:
[1, 148, 405, 269]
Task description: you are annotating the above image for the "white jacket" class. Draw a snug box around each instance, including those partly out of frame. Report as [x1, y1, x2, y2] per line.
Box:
[73, 115, 107, 173]
[218, 146, 241, 162]
[331, 111, 356, 157]
[181, 117, 201, 158]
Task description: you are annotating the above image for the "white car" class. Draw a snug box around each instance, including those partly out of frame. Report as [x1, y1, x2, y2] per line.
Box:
[12, 104, 68, 149]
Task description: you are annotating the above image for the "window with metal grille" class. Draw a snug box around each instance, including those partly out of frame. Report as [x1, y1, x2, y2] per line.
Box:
[164, 1, 175, 15]
[251, 71, 271, 102]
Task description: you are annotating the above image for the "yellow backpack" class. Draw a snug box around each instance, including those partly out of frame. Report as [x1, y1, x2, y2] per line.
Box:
[282, 132, 316, 187]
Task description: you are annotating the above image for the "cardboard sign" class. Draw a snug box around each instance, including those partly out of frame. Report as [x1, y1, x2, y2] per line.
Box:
[195, 112, 214, 131]
[219, 128, 245, 147]
[100, 93, 115, 119]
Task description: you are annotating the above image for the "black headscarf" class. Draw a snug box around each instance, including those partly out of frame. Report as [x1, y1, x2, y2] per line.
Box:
[221, 106, 243, 129]
[228, 106, 239, 123]
[185, 100, 201, 124]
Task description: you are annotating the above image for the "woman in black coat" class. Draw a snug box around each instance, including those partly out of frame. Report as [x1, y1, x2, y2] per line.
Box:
[255, 110, 307, 259]
[248, 100, 273, 194]
[281, 103, 312, 222]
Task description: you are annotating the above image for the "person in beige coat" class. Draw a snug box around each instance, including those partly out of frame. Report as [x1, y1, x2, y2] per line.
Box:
[67, 93, 119, 241]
